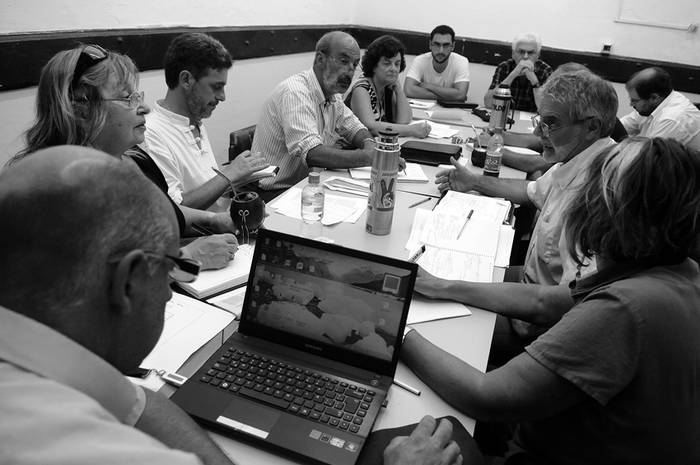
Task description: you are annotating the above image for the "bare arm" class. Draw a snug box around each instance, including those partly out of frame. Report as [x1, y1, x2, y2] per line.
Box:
[350, 86, 430, 138]
[135, 389, 235, 465]
[180, 152, 269, 210]
[305, 131, 375, 169]
[404, 77, 437, 99]
[391, 82, 413, 124]
[414, 267, 575, 327]
[501, 149, 553, 174]
[435, 157, 532, 205]
[401, 331, 585, 422]
[420, 81, 469, 101]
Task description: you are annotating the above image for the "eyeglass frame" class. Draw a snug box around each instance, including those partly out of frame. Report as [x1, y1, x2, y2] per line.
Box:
[103, 90, 146, 110]
[71, 44, 109, 90]
[531, 114, 594, 137]
[142, 251, 201, 283]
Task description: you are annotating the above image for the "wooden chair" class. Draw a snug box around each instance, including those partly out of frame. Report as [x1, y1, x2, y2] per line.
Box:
[228, 125, 256, 162]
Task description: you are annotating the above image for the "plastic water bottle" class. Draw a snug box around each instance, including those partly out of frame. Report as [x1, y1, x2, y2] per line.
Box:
[483, 128, 504, 177]
[301, 171, 324, 223]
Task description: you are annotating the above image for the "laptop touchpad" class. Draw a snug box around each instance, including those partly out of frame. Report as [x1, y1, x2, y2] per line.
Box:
[216, 397, 280, 439]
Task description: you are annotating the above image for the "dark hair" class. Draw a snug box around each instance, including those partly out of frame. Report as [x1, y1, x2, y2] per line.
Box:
[627, 67, 673, 99]
[430, 25, 455, 42]
[565, 137, 700, 268]
[361, 35, 406, 78]
[164, 32, 232, 89]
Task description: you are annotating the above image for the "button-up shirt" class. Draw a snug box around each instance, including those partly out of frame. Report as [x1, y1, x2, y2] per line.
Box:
[620, 90, 700, 151]
[523, 138, 616, 287]
[0, 305, 201, 464]
[253, 69, 366, 191]
[489, 58, 553, 113]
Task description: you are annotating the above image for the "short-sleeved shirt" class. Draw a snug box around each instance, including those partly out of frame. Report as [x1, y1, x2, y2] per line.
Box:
[620, 90, 700, 151]
[488, 58, 553, 113]
[0, 305, 202, 465]
[523, 138, 616, 287]
[405, 52, 470, 89]
[253, 69, 367, 191]
[516, 259, 700, 464]
[144, 101, 229, 212]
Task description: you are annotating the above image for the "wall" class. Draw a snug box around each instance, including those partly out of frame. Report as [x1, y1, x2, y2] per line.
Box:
[354, 0, 700, 66]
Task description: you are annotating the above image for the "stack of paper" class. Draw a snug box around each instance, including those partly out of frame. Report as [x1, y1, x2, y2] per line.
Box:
[207, 286, 247, 319]
[348, 163, 428, 183]
[409, 99, 436, 110]
[406, 191, 515, 281]
[176, 244, 254, 299]
[268, 186, 367, 225]
[130, 293, 235, 390]
[414, 119, 460, 139]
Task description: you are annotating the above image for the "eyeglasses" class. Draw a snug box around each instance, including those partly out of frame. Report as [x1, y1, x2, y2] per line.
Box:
[531, 114, 594, 137]
[142, 251, 201, 283]
[71, 44, 109, 90]
[104, 91, 145, 110]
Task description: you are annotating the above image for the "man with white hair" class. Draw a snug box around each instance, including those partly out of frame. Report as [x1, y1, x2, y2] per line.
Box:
[484, 33, 552, 112]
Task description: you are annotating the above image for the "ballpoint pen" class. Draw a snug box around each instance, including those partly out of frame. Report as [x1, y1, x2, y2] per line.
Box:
[408, 245, 426, 263]
[457, 209, 474, 239]
[408, 197, 431, 208]
[392, 378, 421, 396]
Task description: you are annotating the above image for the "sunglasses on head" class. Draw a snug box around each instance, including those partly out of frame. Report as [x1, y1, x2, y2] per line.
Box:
[71, 44, 109, 90]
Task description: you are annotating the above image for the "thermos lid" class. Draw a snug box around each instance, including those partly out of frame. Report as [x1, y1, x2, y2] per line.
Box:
[495, 84, 512, 98]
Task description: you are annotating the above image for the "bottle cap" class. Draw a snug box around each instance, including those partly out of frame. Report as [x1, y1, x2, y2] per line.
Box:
[308, 171, 321, 183]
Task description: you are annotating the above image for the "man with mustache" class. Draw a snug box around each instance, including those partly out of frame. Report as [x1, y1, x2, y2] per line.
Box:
[145, 33, 269, 211]
[254, 31, 376, 199]
[404, 25, 470, 101]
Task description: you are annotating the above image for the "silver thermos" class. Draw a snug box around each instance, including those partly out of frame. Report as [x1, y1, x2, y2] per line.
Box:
[489, 84, 513, 132]
[366, 128, 399, 235]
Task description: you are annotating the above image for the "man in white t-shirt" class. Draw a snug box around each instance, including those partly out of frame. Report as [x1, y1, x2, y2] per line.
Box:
[404, 25, 470, 101]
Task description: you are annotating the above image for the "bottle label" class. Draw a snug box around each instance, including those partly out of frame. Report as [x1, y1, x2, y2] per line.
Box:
[483, 151, 502, 175]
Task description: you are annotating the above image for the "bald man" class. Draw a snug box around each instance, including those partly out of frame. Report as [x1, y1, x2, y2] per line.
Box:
[0, 146, 467, 465]
[621, 67, 700, 151]
[253, 31, 375, 199]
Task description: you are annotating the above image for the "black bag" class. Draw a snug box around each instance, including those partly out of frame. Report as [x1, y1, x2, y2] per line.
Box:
[437, 100, 479, 109]
[401, 140, 461, 166]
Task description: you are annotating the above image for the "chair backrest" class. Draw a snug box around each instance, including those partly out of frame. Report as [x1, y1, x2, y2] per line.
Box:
[228, 125, 256, 162]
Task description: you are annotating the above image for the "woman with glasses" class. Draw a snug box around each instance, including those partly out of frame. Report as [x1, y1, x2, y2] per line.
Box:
[404, 137, 700, 464]
[345, 35, 431, 138]
[10, 44, 238, 270]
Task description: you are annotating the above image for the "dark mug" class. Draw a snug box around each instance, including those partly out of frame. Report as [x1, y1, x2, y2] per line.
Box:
[471, 147, 487, 168]
[230, 191, 265, 234]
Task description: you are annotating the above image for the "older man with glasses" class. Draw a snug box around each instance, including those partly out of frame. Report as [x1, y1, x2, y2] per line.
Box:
[253, 31, 377, 200]
[420, 70, 618, 362]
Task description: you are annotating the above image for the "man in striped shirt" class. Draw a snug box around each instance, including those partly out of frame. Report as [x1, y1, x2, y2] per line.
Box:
[253, 31, 377, 199]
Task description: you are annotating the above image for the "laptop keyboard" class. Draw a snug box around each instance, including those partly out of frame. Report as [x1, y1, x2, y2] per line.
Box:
[199, 347, 376, 434]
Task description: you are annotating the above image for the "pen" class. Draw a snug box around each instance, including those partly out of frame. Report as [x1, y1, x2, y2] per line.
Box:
[408, 245, 426, 263]
[408, 197, 431, 208]
[191, 222, 216, 236]
[392, 378, 421, 396]
[457, 209, 474, 239]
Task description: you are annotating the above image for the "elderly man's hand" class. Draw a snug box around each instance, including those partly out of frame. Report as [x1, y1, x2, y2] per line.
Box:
[516, 59, 535, 74]
[435, 157, 477, 194]
[383, 416, 462, 465]
[182, 234, 238, 271]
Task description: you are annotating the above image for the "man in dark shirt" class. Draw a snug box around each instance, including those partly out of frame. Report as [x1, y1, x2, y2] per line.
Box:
[485, 33, 552, 112]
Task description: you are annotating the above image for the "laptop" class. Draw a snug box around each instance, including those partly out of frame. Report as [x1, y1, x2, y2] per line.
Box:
[171, 229, 417, 465]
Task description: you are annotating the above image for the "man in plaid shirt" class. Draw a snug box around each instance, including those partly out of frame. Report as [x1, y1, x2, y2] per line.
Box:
[485, 33, 552, 113]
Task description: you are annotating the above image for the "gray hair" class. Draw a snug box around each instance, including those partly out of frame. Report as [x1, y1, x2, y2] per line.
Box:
[512, 33, 542, 53]
[540, 70, 618, 138]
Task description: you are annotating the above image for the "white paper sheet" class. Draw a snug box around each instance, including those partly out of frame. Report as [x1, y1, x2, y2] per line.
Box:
[349, 163, 428, 183]
[207, 286, 247, 318]
[409, 99, 436, 110]
[414, 119, 460, 139]
[417, 246, 495, 283]
[268, 187, 366, 224]
[129, 293, 235, 390]
[407, 296, 471, 324]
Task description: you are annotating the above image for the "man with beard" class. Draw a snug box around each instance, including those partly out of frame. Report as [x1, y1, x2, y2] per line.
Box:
[404, 25, 470, 101]
[145, 33, 269, 211]
[620, 66, 700, 151]
[253, 31, 376, 199]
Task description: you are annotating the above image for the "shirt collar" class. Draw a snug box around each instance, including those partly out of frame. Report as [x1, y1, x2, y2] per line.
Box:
[552, 137, 615, 190]
[305, 68, 337, 107]
[649, 91, 678, 119]
[0, 305, 142, 424]
[153, 100, 199, 131]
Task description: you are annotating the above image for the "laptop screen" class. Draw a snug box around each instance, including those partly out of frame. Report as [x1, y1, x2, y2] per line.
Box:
[239, 229, 416, 376]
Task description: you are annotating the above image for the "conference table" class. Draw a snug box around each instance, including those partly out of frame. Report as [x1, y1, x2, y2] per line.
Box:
[165, 104, 530, 465]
